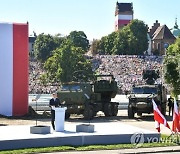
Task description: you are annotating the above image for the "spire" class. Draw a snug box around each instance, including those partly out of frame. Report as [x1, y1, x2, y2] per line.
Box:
[115, 1, 119, 16]
[174, 17, 179, 29]
[33, 31, 37, 37]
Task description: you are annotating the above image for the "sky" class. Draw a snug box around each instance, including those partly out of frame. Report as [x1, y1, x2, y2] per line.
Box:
[0, 0, 180, 40]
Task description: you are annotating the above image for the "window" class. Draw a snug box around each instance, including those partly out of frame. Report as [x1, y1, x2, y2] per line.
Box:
[157, 43, 160, 51]
[132, 87, 157, 94]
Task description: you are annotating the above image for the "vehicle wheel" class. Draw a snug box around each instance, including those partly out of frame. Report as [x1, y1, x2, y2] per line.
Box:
[128, 105, 134, 119]
[137, 112, 142, 117]
[83, 105, 94, 120]
[104, 103, 112, 117]
[111, 103, 118, 116]
[65, 112, 70, 120]
[93, 111, 97, 117]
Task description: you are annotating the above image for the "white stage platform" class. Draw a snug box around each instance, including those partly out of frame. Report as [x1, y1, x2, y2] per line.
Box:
[0, 122, 160, 150]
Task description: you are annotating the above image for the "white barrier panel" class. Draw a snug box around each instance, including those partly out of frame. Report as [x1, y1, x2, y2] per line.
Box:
[116, 14, 133, 20]
[0, 22, 28, 116]
[54, 107, 67, 132]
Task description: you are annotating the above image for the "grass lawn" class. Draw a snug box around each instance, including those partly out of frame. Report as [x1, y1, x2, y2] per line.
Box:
[0, 134, 179, 154]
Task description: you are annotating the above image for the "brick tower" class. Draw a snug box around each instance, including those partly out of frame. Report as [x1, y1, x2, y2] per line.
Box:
[115, 2, 133, 31]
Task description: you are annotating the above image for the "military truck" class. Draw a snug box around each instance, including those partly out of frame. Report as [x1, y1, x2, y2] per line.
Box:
[128, 84, 167, 118]
[57, 74, 118, 120]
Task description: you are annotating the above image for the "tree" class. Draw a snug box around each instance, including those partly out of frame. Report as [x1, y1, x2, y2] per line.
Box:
[166, 38, 180, 56]
[98, 36, 106, 54]
[53, 33, 66, 48]
[44, 42, 93, 83]
[164, 38, 180, 96]
[112, 29, 129, 54]
[90, 39, 101, 55]
[94, 19, 148, 55]
[127, 19, 148, 55]
[104, 32, 117, 54]
[67, 31, 89, 52]
[34, 33, 64, 62]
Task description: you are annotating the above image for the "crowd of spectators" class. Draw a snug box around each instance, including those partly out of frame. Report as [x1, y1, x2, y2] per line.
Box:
[93, 55, 163, 94]
[29, 55, 164, 94]
[29, 60, 59, 94]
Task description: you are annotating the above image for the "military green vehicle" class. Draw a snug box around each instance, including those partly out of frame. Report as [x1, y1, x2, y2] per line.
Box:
[57, 74, 118, 120]
[128, 84, 167, 118]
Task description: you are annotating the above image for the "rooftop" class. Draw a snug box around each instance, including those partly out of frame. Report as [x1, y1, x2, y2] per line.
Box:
[152, 25, 176, 40]
[115, 2, 133, 15]
[29, 36, 36, 43]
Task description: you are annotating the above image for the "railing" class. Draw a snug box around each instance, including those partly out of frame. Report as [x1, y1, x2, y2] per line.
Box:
[29, 94, 51, 111]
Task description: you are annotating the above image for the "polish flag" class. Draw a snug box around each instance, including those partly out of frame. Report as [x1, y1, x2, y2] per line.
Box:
[155, 121, 160, 132]
[152, 99, 170, 132]
[0, 23, 28, 116]
[172, 98, 180, 132]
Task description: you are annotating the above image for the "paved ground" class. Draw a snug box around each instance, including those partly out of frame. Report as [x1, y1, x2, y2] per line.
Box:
[0, 110, 173, 135]
[0, 109, 177, 153]
[0, 95, 177, 153]
[41, 146, 180, 154]
[27, 94, 173, 135]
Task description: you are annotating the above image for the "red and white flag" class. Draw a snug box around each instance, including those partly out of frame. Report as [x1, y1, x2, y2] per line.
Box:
[0, 23, 28, 116]
[172, 98, 180, 132]
[152, 99, 170, 132]
[155, 121, 160, 132]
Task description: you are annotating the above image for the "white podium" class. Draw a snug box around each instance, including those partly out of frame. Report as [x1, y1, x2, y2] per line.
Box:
[53, 107, 67, 132]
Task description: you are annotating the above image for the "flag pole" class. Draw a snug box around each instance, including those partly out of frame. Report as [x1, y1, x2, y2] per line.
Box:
[152, 98, 171, 133]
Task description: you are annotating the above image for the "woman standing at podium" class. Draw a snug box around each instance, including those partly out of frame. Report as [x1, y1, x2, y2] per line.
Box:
[49, 93, 61, 130]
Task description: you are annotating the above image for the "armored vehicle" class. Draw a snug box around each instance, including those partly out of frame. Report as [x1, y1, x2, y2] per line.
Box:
[128, 84, 167, 118]
[57, 75, 118, 120]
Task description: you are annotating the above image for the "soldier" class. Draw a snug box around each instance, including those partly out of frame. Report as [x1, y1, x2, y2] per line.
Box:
[49, 93, 61, 130]
[168, 96, 174, 116]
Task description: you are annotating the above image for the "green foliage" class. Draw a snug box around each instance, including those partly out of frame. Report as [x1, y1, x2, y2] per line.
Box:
[98, 36, 106, 54]
[34, 31, 91, 83]
[164, 38, 180, 96]
[127, 19, 148, 54]
[166, 38, 180, 56]
[34, 31, 89, 62]
[67, 31, 89, 52]
[92, 19, 148, 55]
[53, 33, 66, 48]
[104, 32, 117, 54]
[0, 146, 76, 154]
[90, 39, 101, 55]
[44, 42, 93, 83]
[164, 55, 180, 96]
[39, 74, 48, 85]
[34, 33, 64, 62]
[113, 29, 129, 54]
